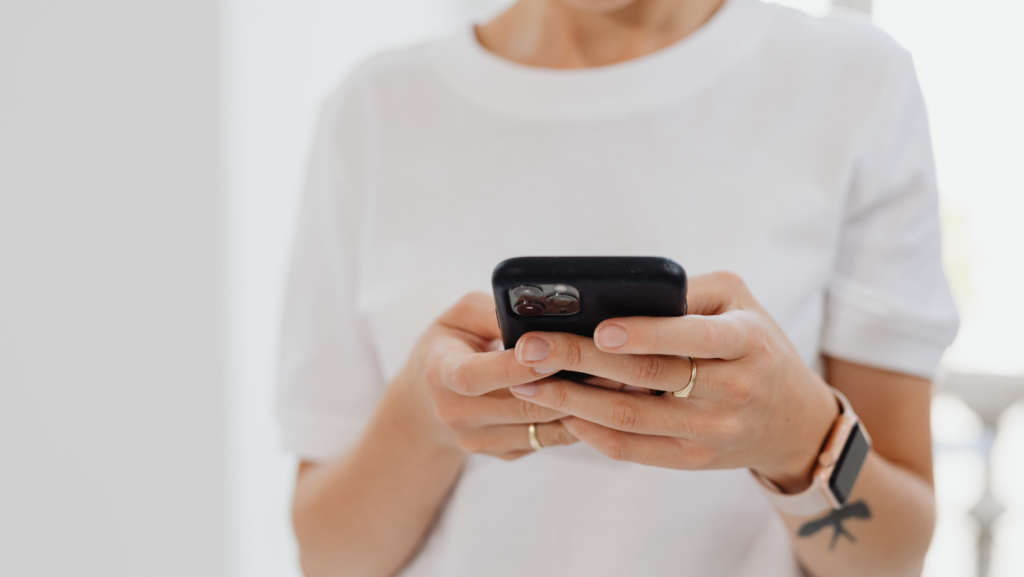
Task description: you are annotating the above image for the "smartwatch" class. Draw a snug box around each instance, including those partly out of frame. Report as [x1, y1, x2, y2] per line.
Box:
[751, 387, 872, 517]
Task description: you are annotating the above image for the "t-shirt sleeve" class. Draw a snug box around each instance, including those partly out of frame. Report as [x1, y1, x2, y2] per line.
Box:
[822, 50, 959, 379]
[276, 81, 386, 462]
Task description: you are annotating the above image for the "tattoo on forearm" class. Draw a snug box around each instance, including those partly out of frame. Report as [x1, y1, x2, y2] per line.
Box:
[797, 501, 871, 550]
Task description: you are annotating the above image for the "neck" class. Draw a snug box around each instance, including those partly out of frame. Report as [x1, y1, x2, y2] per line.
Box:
[476, 0, 727, 69]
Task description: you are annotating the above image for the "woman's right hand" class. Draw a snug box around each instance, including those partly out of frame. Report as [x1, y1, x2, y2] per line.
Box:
[393, 292, 578, 460]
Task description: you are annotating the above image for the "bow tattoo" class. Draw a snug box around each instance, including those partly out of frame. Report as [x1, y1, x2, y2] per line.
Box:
[797, 501, 872, 550]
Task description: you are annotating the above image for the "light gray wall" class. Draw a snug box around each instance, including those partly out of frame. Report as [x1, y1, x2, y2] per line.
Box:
[0, 2, 225, 576]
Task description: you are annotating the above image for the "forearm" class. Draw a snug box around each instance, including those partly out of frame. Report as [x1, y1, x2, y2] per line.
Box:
[779, 451, 935, 577]
[293, 382, 465, 577]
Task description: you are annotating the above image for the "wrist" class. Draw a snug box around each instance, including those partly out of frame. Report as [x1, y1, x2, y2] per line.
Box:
[383, 369, 465, 461]
[756, 379, 839, 494]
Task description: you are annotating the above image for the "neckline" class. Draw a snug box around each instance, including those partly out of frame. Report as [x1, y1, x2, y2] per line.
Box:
[429, 0, 776, 120]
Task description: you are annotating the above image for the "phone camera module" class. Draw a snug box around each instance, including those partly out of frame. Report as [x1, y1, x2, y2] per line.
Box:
[509, 284, 580, 317]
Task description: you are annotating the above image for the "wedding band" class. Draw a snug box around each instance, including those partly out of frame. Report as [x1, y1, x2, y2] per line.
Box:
[528, 423, 544, 450]
[672, 357, 697, 398]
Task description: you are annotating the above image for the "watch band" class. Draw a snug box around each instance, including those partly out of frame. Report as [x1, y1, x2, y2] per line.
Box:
[750, 386, 866, 517]
[750, 469, 837, 517]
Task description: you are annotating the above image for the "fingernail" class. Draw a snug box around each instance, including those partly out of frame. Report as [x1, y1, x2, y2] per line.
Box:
[511, 383, 539, 397]
[533, 366, 558, 375]
[518, 338, 550, 362]
[595, 325, 628, 348]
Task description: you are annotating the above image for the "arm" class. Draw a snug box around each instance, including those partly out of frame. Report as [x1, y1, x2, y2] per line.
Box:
[291, 294, 577, 577]
[293, 378, 465, 577]
[778, 358, 935, 577]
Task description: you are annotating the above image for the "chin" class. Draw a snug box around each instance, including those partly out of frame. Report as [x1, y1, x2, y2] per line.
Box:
[556, 0, 641, 13]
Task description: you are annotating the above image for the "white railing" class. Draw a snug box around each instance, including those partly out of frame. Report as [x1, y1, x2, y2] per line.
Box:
[936, 372, 1024, 577]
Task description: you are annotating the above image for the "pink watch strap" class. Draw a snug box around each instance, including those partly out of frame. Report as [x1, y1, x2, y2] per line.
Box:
[750, 469, 836, 517]
[750, 386, 861, 517]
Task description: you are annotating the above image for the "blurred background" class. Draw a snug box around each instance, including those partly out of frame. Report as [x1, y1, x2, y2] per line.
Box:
[1, 1, 1021, 576]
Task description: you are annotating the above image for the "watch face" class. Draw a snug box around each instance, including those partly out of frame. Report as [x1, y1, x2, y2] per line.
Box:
[829, 423, 870, 504]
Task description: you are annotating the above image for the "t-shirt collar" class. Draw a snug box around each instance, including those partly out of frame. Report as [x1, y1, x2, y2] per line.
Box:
[430, 0, 776, 120]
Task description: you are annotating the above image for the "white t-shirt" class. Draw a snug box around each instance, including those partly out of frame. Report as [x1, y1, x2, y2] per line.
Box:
[277, 1, 959, 575]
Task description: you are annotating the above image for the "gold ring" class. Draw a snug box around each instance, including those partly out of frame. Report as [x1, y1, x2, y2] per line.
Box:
[528, 423, 544, 450]
[672, 357, 697, 398]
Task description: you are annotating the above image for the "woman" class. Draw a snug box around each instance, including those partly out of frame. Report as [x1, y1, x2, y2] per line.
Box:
[278, 0, 959, 575]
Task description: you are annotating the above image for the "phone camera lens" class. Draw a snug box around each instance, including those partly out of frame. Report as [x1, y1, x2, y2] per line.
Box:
[547, 294, 577, 308]
[511, 285, 542, 298]
[514, 300, 546, 316]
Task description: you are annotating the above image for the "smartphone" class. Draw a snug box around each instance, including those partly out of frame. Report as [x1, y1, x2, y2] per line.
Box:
[492, 256, 687, 383]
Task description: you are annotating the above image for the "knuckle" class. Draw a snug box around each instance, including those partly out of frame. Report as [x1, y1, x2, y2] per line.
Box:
[499, 359, 516, 385]
[424, 355, 445, 391]
[435, 402, 468, 430]
[561, 338, 585, 369]
[602, 439, 630, 461]
[714, 270, 745, 291]
[678, 444, 715, 469]
[676, 416, 698, 440]
[549, 426, 576, 446]
[629, 355, 662, 385]
[456, 435, 484, 454]
[745, 323, 771, 356]
[519, 399, 548, 422]
[690, 448, 717, 469]
[449, 359, 475, 396]
[730, 383, 756, 406]
[724, 371, 757, 405]
[668, 413, 699, 441]
[547, 384, 571, 410]
[609, 398, 641, 432]
[646, 320, 661, 351]
[703, 321, 726, 353]
[717, 414, 743, 440]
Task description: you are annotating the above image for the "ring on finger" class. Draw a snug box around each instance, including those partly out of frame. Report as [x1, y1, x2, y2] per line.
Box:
[671, 357, 697, 398]
[528, 423, 544, 450]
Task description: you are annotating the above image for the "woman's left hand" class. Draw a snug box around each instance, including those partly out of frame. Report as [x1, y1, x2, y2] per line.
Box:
[509, 271, 839, 492]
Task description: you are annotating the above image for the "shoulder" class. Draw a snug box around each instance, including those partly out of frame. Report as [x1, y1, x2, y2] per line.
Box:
[757, 2, 914, 85]
[320, 39, 444, 118]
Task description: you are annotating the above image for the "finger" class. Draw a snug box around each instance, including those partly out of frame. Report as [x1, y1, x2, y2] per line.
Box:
[593, 310, 758, 359]
[436, 292, 500, 341]
[509, 378, 707, 438]
[561, 417, 712, 469]
[437, 388, 568, 427]
[684, 271, 755, 316]
[582, 375, 650, 394]
[533, 421, 578, 449]
[460, 421, 578, 456]
[437, 346, 559, 396]
[515, 331, 692, 392]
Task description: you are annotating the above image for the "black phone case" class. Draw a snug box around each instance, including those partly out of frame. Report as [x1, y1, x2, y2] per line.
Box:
[492, 256, 688, 357]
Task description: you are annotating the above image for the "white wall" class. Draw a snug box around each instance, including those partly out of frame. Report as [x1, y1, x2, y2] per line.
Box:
[0, 2, 225, 576]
